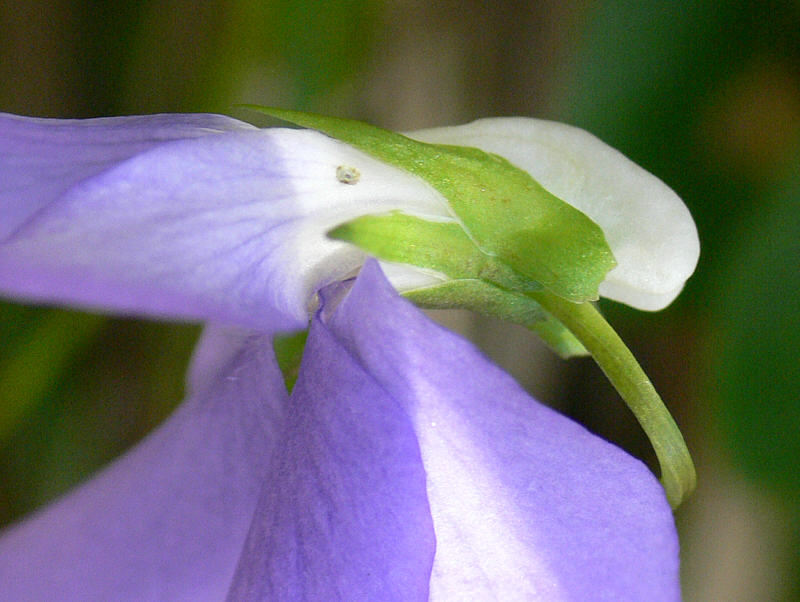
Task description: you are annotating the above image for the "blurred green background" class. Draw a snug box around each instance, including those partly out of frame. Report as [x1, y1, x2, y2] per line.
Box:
[0, 1, 798, 599]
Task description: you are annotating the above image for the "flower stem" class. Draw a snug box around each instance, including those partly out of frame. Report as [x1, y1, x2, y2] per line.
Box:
[529, 292, 696, 509]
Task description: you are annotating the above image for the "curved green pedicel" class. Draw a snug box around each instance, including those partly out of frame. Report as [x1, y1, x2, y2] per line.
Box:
[529, 293, 696, 509]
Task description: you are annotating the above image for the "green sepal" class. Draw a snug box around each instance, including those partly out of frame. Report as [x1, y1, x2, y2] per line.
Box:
[330, 212, 587, 357]
[526, 313, 590, 359]
[329, 212, 538, 292]
[405, 280, 543, 324]
[247, 106, 616, 303]
[406, 280, 588, 358]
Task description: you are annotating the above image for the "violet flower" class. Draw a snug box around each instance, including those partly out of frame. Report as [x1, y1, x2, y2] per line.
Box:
[0, 111, 698, 600]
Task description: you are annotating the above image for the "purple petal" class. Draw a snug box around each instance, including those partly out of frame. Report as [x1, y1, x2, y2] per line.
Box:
[0, 113, 448, 332]
[326, 261, 681, 600]
[227, 297, 436, 600]
[0, 326, 285, 601]
[0, 112, 255, 240]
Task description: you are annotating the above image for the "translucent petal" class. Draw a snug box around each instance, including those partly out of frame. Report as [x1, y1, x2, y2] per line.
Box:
[228, 301, 435, 600]
[326, 262, 681, 599]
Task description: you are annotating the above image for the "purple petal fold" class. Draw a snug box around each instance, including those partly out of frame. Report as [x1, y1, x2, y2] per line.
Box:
[0, 113, 447, 332]
[0, 326, 286, 601]
[319, 261, 681, 600]
[227, 293, 436, 600]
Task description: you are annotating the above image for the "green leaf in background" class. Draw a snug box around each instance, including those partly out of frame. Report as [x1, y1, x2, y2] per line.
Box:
[0, 309, 106, 445]
[555, 0, 799, 304]
[714, 169, 800, 495]
[275, 0, 382, 105]
[252, 107, 616, 303]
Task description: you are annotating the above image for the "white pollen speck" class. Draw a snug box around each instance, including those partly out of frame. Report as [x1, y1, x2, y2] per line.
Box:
[336, 165, 361, 184]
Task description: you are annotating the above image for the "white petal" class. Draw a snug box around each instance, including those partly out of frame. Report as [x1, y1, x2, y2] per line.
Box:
[409, 118, 700, 310]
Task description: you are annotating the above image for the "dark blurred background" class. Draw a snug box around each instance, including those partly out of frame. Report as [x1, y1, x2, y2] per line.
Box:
[0, 1, 798, 599]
